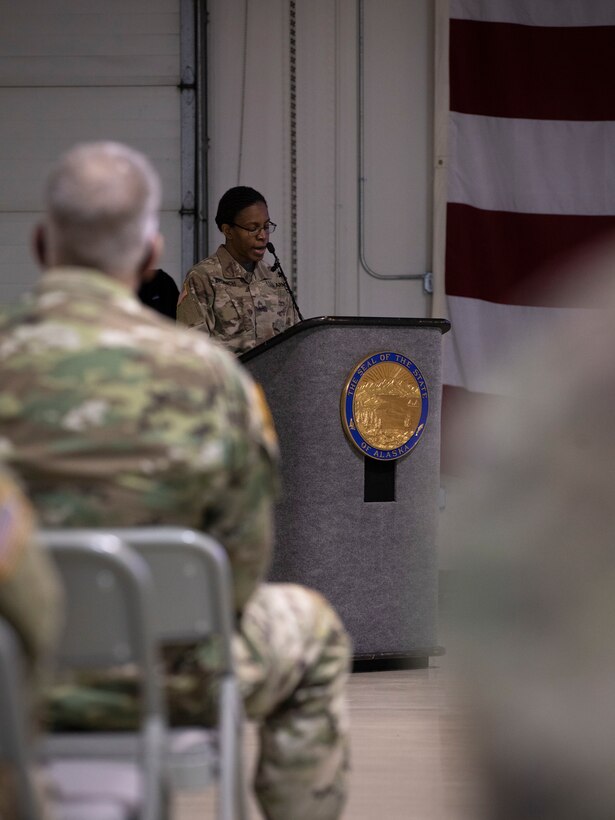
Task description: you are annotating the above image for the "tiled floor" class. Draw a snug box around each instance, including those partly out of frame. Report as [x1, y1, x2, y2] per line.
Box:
[174, 661, 478, 820]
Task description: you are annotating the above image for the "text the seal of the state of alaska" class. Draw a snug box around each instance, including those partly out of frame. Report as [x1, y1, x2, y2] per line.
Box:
[341, 351, 428, 460]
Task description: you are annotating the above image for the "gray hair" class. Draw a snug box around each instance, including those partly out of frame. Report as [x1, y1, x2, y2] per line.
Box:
[44, 141, 161, 274]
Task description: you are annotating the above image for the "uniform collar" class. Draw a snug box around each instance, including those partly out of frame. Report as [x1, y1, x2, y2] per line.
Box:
[215, 245, 269, 283]
[37, 267, 140, 304]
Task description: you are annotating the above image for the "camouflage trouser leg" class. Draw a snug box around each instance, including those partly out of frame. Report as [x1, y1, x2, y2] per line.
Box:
[234, 583, 352, 820]
[45, 582, 352, 819]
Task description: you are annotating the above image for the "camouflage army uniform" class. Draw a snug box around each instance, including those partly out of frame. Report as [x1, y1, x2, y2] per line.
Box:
[177, 245, 300, 354]
[0, 267, 350, 820]
[0, 467, 63, 697]
[0, 466, 63, 818]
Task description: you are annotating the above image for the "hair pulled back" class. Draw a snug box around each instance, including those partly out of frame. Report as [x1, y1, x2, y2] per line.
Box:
[215, 186, 267, 230]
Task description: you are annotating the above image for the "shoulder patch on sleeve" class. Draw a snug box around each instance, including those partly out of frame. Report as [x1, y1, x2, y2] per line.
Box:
[0, 478, 33, 581]
[250, 383, 279, 454]
[177, 280, 189, 306]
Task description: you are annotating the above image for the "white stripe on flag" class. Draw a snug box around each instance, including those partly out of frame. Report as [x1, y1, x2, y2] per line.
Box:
[443, 295, 583, 394]
[449, 113, 615, 216]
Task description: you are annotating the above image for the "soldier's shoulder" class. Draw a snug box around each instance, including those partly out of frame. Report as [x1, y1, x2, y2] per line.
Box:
[186, 253, 222, 281]
[143, 309, 245, 379]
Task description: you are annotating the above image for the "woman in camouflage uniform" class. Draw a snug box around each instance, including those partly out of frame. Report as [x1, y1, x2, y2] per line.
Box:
[177, 186, 301, 354]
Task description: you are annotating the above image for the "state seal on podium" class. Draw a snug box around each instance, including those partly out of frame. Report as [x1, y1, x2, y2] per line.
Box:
[340, 351, 429, 460]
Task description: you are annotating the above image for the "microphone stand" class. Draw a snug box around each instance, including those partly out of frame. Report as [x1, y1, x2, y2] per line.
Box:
[267, 242, 304, 320]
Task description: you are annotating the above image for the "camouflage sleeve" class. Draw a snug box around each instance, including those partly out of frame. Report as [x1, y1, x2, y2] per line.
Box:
[0, 470, 64, 680]
[198, 361, 280, 614]
[289, 299, 301, 328]
[176, 268, 217, 334]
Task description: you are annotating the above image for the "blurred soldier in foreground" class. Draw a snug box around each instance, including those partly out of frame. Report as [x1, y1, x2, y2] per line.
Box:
[0, 466, 63, 816]
[0, 141, 350, 820]
[446, 266, 615, 820]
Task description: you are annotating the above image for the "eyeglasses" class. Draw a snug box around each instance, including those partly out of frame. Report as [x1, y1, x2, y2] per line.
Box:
[230, 221, 276, 236]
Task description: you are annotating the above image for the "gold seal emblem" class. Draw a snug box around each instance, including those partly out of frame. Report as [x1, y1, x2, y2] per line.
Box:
[341, 352, 428, 460]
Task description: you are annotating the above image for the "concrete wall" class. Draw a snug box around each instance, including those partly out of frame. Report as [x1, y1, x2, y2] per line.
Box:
[0, 0, 182, 301]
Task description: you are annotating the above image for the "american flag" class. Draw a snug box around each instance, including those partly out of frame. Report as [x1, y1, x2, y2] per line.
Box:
[443, 0, 615, 468]
[441, 0, 615, 471]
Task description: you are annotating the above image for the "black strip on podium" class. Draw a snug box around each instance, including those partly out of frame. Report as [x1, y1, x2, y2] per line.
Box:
[364, 458, 395, 502]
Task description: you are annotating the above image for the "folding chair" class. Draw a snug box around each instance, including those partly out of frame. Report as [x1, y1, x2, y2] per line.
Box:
[0, 616, 45, 819]
[40, 531, 169, 820]
[44, 527, 246, 820]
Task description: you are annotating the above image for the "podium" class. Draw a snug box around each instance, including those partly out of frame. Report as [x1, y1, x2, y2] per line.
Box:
[240, 317, 450, 663]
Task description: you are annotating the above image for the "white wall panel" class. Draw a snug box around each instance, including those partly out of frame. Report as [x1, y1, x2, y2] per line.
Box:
[0, 209, 181, 310]
[295, 1, 338, 313]
[0, 2, 178, 85]
[356, 0, 433, 317]
[206, 0, 290, 268]
[0, 213, 40, 304]
[0, 88, 180, 209]
[333, 0, 360, 316]
[295, 0, 434, 318]
[0, 0, 181, 304]
[157, 211, 182, 281]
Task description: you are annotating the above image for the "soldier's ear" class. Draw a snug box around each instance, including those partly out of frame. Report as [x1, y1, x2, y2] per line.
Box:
[32, 224, 49, 269]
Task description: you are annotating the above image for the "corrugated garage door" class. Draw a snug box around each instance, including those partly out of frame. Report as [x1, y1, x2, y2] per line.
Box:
[0, 0, 182, 304]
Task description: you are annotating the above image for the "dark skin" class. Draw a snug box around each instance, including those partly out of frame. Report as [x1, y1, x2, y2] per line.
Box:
[221, 201, 271, 266]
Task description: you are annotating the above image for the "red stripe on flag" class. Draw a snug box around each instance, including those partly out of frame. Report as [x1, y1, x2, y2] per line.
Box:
[450, 19, 615, 121]
[445, 203, 615, 306]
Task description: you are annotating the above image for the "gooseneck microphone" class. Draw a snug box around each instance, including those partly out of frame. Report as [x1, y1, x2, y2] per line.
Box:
[266, 242, 304, 321]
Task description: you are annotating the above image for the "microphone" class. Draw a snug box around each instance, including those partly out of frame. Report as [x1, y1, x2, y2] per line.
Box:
[266, 242, 303, 321]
